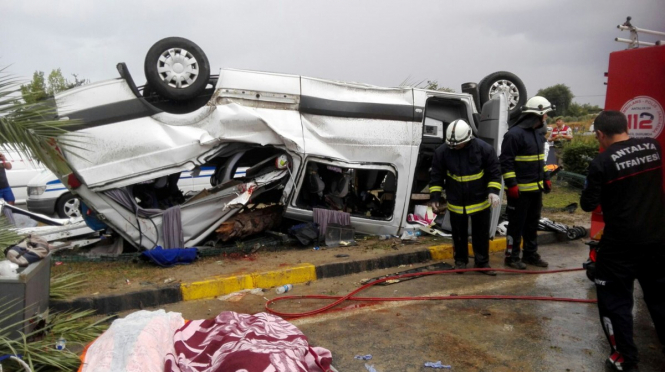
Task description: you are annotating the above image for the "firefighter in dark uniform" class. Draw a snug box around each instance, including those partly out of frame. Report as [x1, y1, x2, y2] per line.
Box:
[580, 111, 665, 372]
[429, 119, 502, 275]
[500, 96, 553, 269]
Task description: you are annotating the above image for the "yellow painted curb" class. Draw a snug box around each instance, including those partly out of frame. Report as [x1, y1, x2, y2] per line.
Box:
[488, 237, 508, 252]
[252, 264, 317, 290]
[180, 264, 316, 301]
[430, 238, 508, 260]
[428, 243, 454, 260]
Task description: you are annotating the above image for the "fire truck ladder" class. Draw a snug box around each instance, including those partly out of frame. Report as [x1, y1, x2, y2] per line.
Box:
[616, 16, 665, 49]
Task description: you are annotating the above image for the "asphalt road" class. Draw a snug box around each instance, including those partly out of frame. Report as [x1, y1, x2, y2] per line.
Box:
[145, 239, 664, 372]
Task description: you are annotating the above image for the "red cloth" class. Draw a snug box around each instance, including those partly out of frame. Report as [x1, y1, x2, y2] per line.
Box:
[164, 311, 332, 372]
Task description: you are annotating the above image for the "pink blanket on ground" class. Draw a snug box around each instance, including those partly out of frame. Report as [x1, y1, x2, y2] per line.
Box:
[164, 311, 333, 372]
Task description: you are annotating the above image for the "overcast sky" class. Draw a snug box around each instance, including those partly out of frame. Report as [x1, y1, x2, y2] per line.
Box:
[2, 0, 663, 107]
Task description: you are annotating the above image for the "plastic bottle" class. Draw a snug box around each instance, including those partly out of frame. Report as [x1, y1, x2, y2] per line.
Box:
[275, 284, 293, 294]
[400, 230, 418, 241]
[55, 337, 66, 350]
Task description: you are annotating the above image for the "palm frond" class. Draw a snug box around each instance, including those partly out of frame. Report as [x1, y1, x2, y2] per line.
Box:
[0, 215, 24, 259]
[49, 272, 86, 301]
[0, 298, 110, 371]
[0, 68, 84, 174]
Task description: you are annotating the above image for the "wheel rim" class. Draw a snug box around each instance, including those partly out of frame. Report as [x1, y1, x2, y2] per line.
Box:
[157, 48, 199, 89]
[488, 79, 520, 111]
[63, 198, 81, 218]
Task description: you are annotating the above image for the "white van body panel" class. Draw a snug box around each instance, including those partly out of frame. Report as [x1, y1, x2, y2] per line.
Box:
[51, 67, 509, 249]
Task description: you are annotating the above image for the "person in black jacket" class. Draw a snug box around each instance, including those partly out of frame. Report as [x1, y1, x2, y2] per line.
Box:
[429, 119, 502, 275]
[580, 111, 665, 372]
[500, 96, 553, 269]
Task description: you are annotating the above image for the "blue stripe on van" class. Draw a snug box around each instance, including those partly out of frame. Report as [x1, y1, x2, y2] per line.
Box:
[46, 188, 67, 192]
[47, 180, 63, 185]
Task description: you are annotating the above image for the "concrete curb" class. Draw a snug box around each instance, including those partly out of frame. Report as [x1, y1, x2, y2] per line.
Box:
[53, 232, 565, 314]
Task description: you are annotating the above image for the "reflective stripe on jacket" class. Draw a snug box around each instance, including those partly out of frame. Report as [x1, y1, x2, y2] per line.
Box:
[499, 116, 550, 192]
[429, 138, 501, 214]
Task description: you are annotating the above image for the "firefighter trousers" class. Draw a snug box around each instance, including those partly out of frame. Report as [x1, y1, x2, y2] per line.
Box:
[505, 191, 541, 260]
[595, 242, 665, 365]
[449, 207, 490, 265]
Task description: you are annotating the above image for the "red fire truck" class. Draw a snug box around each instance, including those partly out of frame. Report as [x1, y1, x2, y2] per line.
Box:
[589, 17, 665, 238]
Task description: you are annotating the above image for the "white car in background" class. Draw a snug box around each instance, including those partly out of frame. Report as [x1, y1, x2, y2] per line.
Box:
[26, 167, 230, 218]
[3, 149, 45, 205]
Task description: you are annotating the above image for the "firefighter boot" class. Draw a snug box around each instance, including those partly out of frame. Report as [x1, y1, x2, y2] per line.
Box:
[474, 263, 497, 276]
[455, 261, 467, 274]
[504, 258, 526, 270]
[522, 253, 549, 267]
[606, 358, 639, 372]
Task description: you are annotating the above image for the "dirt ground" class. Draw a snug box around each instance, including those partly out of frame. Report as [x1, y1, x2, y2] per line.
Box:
[52, 235, 447, 297]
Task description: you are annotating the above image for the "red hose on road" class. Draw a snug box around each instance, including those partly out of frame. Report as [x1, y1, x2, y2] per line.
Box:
[265, 267, 597, 318]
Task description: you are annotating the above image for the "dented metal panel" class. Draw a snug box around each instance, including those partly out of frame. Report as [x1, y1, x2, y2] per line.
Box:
[74, 170, 288, 250]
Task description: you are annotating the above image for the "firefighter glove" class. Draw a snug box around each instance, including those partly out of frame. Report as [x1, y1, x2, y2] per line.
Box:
[507, 185, 520, 199]
[488, 193, 500, 208]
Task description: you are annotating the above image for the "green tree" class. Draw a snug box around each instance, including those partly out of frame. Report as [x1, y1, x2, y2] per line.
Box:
[581, 103, 602, 114]
[536, 84, 574, 116]
[47, 68, 69, 96]
[19, 71, 48, 104]
[566, 102, 585, 118]
[20, 69, 86, 104]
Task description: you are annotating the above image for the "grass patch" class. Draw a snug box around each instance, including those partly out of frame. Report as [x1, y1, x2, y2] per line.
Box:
[543, 183, 582, 209]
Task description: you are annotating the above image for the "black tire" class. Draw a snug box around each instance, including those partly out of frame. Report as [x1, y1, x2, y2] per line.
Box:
[566, 229, 577, 240]
[478, 71, 527, 120]
[56, 192, 82, 218]
[144, 37, 210, 101]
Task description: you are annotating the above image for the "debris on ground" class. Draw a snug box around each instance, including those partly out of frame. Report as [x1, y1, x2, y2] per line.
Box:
[215, 206, 283, 242]
[562, 202, 578, 213]
[400, 230, 419, 242]
[288, 222, 320, 245]
[275, 284, 293, 294]
[424, 361, 452, 369]
[325, 223, 356, 247]
[414, 224, 452, 237]
[537, 218, 587, 240]
[354, 354, 372, 360]
[141, 246, 198, 267]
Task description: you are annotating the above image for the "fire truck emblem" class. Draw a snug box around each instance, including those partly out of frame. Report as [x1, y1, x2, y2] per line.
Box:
[620, 96, 665, 139]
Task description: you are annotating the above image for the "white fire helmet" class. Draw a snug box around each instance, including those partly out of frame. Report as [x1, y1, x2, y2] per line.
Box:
[445, 119, 473, 147]
[521, 96, 555, 116]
